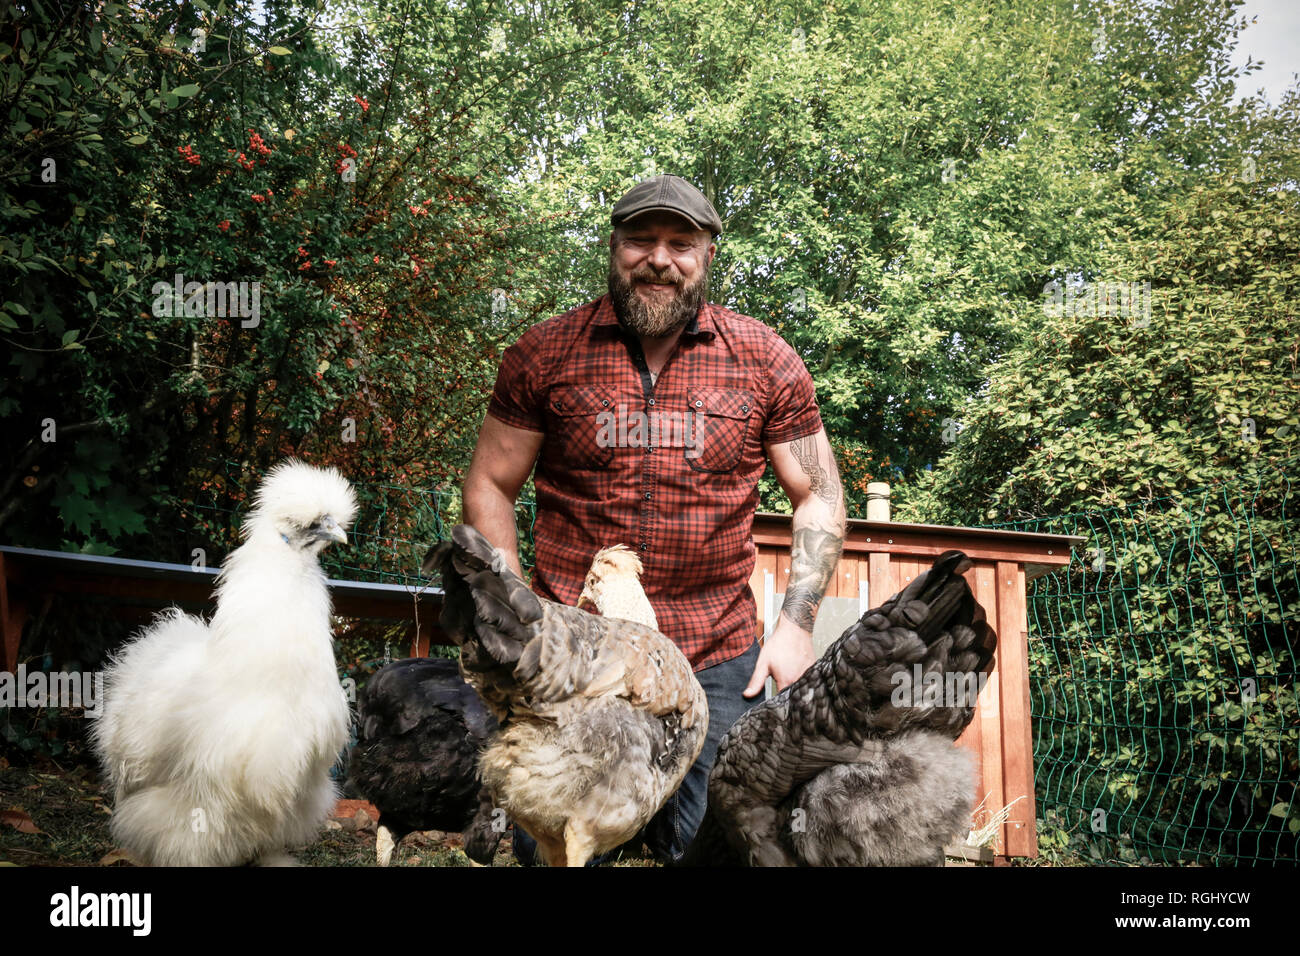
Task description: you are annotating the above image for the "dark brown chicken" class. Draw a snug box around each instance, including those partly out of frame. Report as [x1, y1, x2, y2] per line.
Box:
[347, 656, 503, 865]
[690, 549, 996, 866]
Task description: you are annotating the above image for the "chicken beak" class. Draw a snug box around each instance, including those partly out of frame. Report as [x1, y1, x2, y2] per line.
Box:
[311, 515, 348, 546]
[577, 585, 596, 613]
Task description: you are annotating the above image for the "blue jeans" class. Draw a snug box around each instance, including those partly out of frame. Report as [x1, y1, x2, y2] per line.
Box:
[512, 640, 762, 866]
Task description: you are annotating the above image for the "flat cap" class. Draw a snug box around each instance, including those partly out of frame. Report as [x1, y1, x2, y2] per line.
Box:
[611, 175, 723, 237]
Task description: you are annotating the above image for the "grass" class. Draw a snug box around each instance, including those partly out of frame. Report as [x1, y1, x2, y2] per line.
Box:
[0, 756, 118, 866]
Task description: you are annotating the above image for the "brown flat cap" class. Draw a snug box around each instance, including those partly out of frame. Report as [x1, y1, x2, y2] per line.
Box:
[611, 175, 723, 236]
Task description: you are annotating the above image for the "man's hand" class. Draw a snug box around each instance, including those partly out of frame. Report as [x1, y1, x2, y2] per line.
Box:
[749, 428, 848, 698]
[744, 616, 817, 697]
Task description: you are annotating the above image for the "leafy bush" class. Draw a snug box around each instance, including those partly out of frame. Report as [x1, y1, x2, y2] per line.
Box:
[0, 0, 547, 567]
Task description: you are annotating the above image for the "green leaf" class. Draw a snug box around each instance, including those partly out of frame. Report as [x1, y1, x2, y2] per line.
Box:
[56, 493, 97, 536]
[173, 83, 199, 97]
[126, 133, 148, 145]
[267, 45, 292, 55]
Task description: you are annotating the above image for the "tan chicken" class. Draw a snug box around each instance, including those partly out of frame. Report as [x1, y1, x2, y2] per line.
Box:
[577, 544, 659, 631]
[423, 525, 706, 867]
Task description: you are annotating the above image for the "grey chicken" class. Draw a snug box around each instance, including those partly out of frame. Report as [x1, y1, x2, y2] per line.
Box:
[423, 524, 707, 867]
[346, 656, 503, 865]
[691, 549, 996, 866]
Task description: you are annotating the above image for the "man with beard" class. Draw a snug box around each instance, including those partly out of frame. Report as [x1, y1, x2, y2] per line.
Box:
[462, 175, 846, 864]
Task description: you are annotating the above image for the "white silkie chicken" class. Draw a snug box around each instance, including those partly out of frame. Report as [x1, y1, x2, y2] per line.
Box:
[91, 460, 357, 866]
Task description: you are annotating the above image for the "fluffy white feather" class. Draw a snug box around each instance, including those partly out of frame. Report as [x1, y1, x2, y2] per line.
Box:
[91, 459, 357, 866]
[577, 544, 658, 630]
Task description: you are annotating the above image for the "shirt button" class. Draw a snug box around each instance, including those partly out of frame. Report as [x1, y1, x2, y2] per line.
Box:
[640, 543, 649, 551]
[644, 492, 652, 500]
[741, 404, 749, 413]
[694, 399, 703, 408]
[602, 399, 610, 406]
[647, 398, 656, 406]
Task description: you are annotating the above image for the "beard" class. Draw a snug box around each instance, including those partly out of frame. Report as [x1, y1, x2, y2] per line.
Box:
[608, 258, 709, 338]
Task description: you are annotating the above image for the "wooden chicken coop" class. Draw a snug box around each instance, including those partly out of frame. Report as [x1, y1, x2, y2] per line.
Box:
[749, 502, 1083, 864]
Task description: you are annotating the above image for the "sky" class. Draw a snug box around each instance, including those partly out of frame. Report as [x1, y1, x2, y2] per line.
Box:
[1231, 0, 1300, 105]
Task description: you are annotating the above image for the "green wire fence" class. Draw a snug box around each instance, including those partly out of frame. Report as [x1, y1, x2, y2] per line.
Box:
[981, 460, 1298, 864]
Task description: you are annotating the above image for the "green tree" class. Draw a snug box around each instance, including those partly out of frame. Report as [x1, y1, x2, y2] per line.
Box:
[470, 0, 1263, 514]
[0, 0, 574, 563]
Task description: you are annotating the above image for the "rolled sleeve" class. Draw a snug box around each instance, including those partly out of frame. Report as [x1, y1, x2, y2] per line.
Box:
[486, 334, 545, 432]
[761, 335, 823, 444]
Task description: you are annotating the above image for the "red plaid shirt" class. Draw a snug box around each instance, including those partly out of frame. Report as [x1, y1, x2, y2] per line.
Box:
[487, 294, 823, 671]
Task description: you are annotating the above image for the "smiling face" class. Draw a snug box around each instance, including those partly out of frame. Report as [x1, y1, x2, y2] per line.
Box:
[607, 211, 716, 338]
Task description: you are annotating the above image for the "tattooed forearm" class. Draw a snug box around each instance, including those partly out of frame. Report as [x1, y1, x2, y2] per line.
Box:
[780, 526, 844, 632]
[788, 436, 841, 507]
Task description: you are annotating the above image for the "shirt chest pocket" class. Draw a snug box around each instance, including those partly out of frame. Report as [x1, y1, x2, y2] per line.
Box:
[685, 386, 754, 473]
[546, 385, 618, 470]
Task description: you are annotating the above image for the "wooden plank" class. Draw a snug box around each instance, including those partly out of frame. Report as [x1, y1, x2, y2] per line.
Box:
[0, 545, 226, 583]
[997, 561, 1037, 858]
[749, 547, 770, 597]
[845, 537, 1072, 574]
[750, 517, 1078, 576]
[0, 552, 24, 673]
[867, 551, 892, 606]
[956, 712, 983, 792]
[753, 512, 1084, 552]
[0, 546, 446, 620]
[974, 562, 1006, 855]
[956, 566, 983, 770]
[48, 571, 214, 607]
[833, 553, 858, 599]
[895, 557, 923, 599]
[750, 548, 777, 641]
